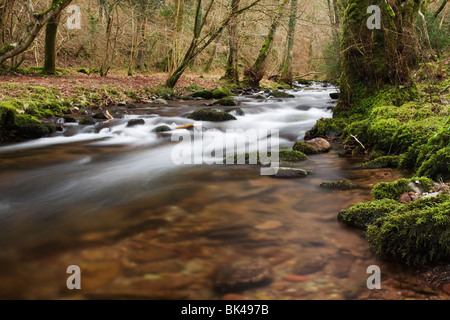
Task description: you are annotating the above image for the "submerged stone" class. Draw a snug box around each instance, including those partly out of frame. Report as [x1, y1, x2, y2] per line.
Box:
[212, 259, 273, 293]
[320, 180, 357, 190]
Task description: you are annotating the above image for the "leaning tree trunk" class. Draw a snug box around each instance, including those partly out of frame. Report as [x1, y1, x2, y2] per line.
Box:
[339, 0, 421, 108]
[165, 0, 262, 88]
[0, 0, 72, 66]
[43, 2, 62, 75]
[244, 0, 289, 87]
[279, 0, 298, 85]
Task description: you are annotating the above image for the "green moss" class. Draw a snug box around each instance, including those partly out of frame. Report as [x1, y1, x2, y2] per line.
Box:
[305, 118, 348, 140]
[187, 109, 237, 122]
[154, 85, 174, 100]
[338, 199, 400, 229]
[212, 88, 233, 99]
[357, 156, 400, 169]
[319, 179, 357, 190]
[77, 68, 90, 75]
[279, 150, 308, 162]
[292, 141, 319, 155]
[371, 177, 435, 200]
[417, 148, 450, 181]
[367, 194, 450, 265]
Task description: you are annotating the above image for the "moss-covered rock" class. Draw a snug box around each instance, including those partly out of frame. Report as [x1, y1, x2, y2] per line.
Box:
[279, 150, 308, 162]
[357, 155, 400, 169]
[366, 194, 450, 265]
[269, 91, 295, 99]
[192, 90, 213, 99]
[212, 88, 233, 99]
[293, 141, 319, 155]
[127, 119, 145, 128]
[13, 114, 55, 139]
[319, 179, 357, 190]
[213, 97, 237, 107]
[338, 199, 399, 229]
[371, 177, 435, 200]
[79, 118, 96, 126]
[187, 109, 237, 122]
[152, 125, 171, 133]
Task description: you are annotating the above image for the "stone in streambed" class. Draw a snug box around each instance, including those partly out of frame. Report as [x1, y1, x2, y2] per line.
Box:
[254, 220, 282, 230]
[293, 255, 328, 275]
[127, 119, 145, 127]
[213, 259, 273, 293]
[152, 125, 172, 133]
[330, 92, 340, 100]
[319, 179, 357, 190]
[284, 275, 308, 282]
[305, 138, 331, 153]
[273, 167, 309, 179]
[127, 246, 178, 263]
[187, 109, 237, 122]
[79, 261, 121, 291]
[213, 97, 237, 107]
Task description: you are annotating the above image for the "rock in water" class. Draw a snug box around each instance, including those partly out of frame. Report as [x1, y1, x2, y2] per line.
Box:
[329, 92, 340, 100]
[213, 260, 273, 293]
[152, 125, 172, 133]
[255, 220, 282, 230]
[273, 167, 309, 179]
[293, 256, 328, 275]
[127, 119, 145, 127]
[305, 138, 331, 153]
[187, 109, 237, 122]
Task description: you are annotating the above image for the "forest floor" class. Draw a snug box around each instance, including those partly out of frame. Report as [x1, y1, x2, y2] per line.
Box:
[0, 70, 222, 99]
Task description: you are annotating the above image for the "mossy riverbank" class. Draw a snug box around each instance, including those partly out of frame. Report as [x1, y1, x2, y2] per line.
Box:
[306, 53, 450, 268]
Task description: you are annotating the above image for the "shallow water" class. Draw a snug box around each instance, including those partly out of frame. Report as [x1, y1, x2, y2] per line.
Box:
[0, 84, 446, 300]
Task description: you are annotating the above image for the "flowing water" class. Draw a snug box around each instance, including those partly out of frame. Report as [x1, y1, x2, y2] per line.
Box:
[0, 83, 444, 300]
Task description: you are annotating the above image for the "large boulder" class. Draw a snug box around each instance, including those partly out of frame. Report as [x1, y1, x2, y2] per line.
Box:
[304, 138, 331, 153]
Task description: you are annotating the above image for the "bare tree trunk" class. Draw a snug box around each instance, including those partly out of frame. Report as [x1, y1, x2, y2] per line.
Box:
[223, 0, 240, 83]
[168, 0, 185, 74]
[279, 0, 298, 85]
[204, 29, 224, 73]
[43, 1, 63, 75]
[244, 0, 289, 87]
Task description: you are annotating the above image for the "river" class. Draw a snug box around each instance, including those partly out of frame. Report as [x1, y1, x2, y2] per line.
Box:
[0, 83, 441, 300]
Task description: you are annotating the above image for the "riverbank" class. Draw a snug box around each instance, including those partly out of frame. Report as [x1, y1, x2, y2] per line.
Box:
[303, 53, 450, 293]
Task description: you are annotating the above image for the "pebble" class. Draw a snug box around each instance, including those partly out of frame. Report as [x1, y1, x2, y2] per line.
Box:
[284, 275, 307, 282]
[222, 293, 248, 300]
[255, 220, 282, 230]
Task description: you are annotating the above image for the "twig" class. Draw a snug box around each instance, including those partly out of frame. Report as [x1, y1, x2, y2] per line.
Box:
[351, 134, 366, 150]
[439, 85, 450, 95]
